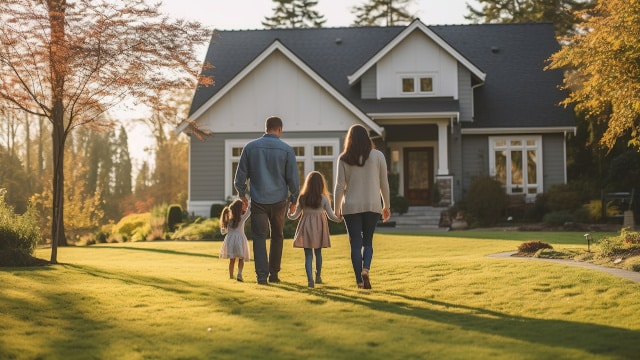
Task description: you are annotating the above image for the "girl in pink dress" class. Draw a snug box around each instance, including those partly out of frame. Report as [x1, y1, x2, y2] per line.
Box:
[219, 199, 251, 282]
[288, 171, 342, 288]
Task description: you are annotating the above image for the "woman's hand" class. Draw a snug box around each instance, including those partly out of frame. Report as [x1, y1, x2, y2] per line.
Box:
[381, 208, 391, 222]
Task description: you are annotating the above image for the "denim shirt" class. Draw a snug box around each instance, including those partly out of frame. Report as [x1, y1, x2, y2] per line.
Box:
[234, 134, 300, 205]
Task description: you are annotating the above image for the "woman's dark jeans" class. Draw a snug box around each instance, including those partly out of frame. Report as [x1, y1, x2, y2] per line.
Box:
[343, 212, 380, 284]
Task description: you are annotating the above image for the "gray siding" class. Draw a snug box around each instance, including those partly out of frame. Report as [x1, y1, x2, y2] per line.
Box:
[459, 135, 490, 200]
[189, 132, 249, 202]
[457, 64, 473, 123]
[542, 133, 567, 190]
[448, 123, 464, 201]
[189, 131, 347, 204]
[360, 66, 377, 99]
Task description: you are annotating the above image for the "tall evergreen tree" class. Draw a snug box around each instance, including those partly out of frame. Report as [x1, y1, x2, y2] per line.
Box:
[465, 0, 595, 37]
[263, 0, 326, 28]
[113, 126, 132, 199]
[352, 0, 416, 26]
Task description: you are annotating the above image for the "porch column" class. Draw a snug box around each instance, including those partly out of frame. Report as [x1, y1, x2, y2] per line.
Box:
[437, 121, 449, 175]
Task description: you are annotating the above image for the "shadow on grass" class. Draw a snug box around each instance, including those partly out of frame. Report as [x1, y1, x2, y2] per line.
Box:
[275, 282, 640, 358]
[79, 244, 219, 259]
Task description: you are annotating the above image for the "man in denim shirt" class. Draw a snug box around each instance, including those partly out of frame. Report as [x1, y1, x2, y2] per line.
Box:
[235, 116, 299, 285]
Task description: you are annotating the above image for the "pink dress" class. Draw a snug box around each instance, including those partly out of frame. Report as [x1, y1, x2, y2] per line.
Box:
[288, 195, 342, 249]
[219, 208, 251, 260]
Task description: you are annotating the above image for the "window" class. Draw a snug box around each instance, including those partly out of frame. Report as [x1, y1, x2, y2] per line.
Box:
[400, 74, 435, 95]
[489, 136, 542, 196]
[225, 139, 339, 200]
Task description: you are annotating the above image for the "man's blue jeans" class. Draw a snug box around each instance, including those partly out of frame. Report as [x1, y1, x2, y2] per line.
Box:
[343, 212, 380, 284]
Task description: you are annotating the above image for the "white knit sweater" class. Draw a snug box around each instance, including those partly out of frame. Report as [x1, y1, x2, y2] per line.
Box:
[334, 149, 391, 215]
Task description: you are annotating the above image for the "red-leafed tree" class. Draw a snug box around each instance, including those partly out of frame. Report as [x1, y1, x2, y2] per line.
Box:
[0, 0, 213, 263]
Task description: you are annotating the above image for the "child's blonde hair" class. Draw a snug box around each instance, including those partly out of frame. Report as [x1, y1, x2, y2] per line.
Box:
[220, 199, 243, 232]
[297, 171, 330, 209]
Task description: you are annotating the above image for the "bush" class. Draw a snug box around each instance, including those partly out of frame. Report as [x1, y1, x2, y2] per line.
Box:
[112, 213, 150, 242]
[542, 184, 582, 212]
[465, 176, 507, 226]
[596, 233, 626, 258]
[171, 218, 220, 241]
[517, 240, 553, 253]
[210, 203, 226, 219]
[0, 195, 42, 266]
[390, 195, 409, 215]
[167, 204, 183, 232]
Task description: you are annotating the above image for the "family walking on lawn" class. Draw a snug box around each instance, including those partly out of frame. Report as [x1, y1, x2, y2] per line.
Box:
[230, 116, 391, 289]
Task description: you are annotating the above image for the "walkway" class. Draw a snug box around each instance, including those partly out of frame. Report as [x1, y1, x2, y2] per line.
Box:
[487, 252, 640, 284]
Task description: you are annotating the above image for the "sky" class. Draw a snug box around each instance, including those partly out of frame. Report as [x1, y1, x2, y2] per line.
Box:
[158, 0, 481, 30]
[127, 0, 481, 166]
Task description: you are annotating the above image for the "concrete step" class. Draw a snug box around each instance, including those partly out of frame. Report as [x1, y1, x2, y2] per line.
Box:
[391, 206, 447, 228]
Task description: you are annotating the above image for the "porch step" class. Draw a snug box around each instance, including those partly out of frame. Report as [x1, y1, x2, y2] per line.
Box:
[391, 206, 447, 229]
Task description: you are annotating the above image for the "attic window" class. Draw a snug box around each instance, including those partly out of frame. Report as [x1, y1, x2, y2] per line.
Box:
[400, 75, 434, 95]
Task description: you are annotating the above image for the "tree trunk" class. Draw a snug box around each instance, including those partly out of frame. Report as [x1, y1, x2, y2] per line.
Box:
[48, 0, 68, 263]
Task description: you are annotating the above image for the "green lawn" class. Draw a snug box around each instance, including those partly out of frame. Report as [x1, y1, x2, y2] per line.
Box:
[1, 231, 639, 360]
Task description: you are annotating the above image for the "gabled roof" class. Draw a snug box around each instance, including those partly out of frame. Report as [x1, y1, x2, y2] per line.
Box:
[347, 20, 486, 86]
[184, 39, 383, 134]
[188, 21, 574, 130]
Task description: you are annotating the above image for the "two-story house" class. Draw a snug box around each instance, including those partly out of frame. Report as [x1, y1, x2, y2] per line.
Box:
[177, 20, 575, 219]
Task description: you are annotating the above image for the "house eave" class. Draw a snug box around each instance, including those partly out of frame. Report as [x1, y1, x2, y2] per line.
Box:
[461, 126, 577, 135]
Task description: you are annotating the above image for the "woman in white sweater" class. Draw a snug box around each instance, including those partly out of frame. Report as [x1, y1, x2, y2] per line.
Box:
[334, 124, 391, 289]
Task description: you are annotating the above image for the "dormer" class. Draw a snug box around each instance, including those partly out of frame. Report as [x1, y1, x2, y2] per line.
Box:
[348, 20, 485, 102]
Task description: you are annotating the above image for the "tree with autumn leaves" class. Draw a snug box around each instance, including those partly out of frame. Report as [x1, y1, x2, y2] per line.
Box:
[547, 0, 640, 151]
[0, 0, 212, 263]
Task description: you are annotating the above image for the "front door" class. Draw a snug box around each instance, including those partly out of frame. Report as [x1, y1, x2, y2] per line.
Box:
[403, 147, 433, 206]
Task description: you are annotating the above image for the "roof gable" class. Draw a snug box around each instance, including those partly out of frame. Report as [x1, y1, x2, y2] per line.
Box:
[181, 39, 383, 135]
[347, 20, 486, 86]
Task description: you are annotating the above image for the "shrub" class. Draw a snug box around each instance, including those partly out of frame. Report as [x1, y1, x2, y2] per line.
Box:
[542, 184, 582, 212]
[149, 204, 168, 240]
[167, 204, 183, 232]
[171, 217, 220, 241]
[210, 203, 226, 219]
[390, 195, 409, 215]
[112, 213, 150, 242]
[465, 176, 506, 226]
[596, 234, 626, 258]
[517, 240, 553, 253]
[542, 210, 573, 227]
[0, 196, 42, 266]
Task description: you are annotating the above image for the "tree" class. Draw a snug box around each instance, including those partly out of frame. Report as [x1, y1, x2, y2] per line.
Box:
[352, 0, 416, 26]
[263, 0, 326, 28]
[0, 0, 212, 263]
[465, 0, 595, 37]
[546, 0, 640, 151]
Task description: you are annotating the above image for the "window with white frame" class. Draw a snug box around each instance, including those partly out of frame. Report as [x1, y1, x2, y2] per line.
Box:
[400, 74, 435, 95]
[489, 136, 543, 196]
[225, 139, 339, 199]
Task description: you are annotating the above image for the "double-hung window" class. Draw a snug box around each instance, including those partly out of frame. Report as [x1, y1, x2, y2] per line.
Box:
[489, 136, 542, 196]
[225, 139, 339, 199]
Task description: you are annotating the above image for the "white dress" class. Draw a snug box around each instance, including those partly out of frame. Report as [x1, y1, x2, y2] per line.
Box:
[219, 208, 251, 260]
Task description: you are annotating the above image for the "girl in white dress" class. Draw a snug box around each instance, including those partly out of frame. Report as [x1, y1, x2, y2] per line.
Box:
[288, 171, 342, 288]
[219, 199, 251, 282]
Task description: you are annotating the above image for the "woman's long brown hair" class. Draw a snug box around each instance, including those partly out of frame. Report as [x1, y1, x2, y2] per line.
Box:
[339, 124, 372, 166]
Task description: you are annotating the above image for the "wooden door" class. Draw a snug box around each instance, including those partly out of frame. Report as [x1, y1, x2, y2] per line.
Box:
[403, 147, 433, 206]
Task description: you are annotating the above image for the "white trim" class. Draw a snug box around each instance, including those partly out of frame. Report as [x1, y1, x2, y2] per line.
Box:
[488, 135, 543, 196]
[177, 40, 384, 136]
[462, 126, 577, 135]
[348, 20, 486, 86]
[224, 138, 340, 200]
[398, 73, 437, 96]
[369, 112, 459, 120]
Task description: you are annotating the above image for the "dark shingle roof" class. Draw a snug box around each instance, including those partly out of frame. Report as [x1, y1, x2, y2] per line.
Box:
[190, 23, 574, 129]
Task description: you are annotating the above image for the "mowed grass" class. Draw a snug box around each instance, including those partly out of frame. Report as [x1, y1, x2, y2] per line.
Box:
[1, 231, 639, 360]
